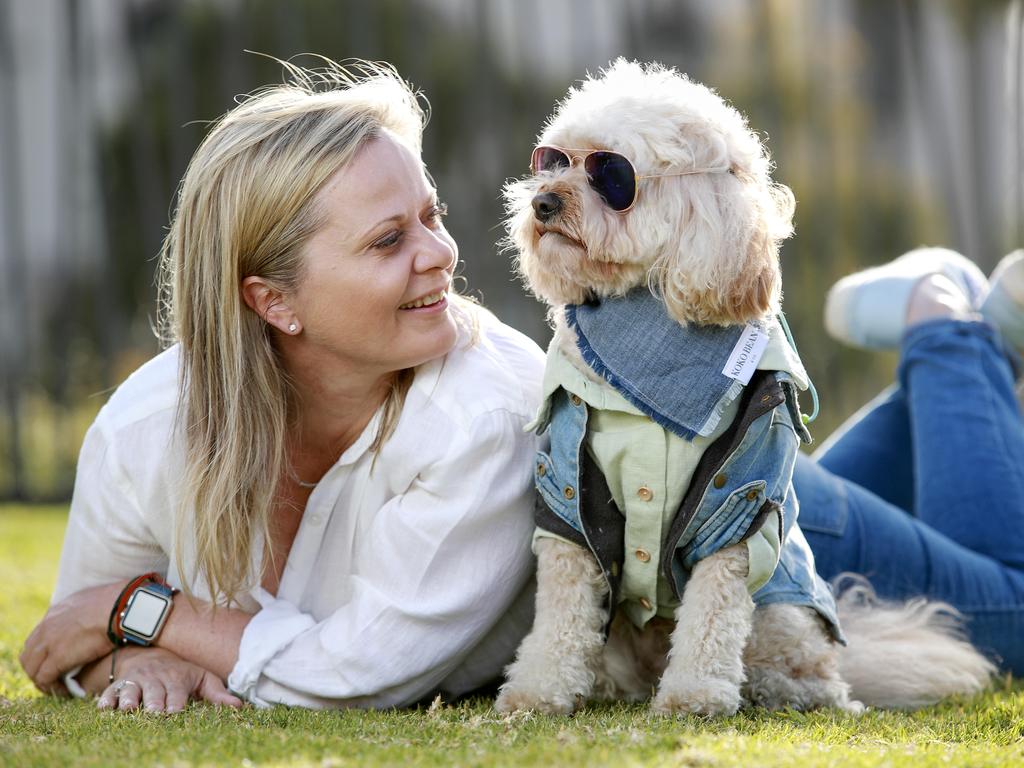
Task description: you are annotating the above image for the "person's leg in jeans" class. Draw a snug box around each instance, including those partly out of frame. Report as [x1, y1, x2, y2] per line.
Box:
[811, 385, 914, 514]
[795, 452, 1024, 672]
[797, 256, 1024, 673]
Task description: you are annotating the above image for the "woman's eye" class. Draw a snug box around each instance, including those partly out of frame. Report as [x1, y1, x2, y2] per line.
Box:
[427, 202, 449, 223]
[373, 231, 402, 249]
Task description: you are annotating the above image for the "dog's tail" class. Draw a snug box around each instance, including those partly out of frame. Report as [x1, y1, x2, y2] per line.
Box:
[835, 575, 997, 709]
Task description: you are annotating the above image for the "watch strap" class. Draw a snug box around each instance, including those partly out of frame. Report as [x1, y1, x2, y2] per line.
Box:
[107, 573, 179, 647]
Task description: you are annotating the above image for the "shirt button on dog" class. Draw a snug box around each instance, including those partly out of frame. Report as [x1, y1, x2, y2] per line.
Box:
[570, 394, 583, 406]
[635, 548, 651, 563]
[636, 485, 654, 502]
[563, 486, 576, 500]
[746, 489, 759, 501]
[536, 463, 546, 477]
[713, 473, 728, 489]
[639, 597, 653, 611]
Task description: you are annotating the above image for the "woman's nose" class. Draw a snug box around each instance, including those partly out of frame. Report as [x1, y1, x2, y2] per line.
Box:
[414, 227, 456, 273]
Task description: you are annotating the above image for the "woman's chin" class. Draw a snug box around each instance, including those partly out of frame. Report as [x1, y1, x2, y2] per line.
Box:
[395, 310, 459, 369]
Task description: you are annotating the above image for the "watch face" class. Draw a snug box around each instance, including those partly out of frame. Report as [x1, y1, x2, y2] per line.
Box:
[121, 589, 170, 639]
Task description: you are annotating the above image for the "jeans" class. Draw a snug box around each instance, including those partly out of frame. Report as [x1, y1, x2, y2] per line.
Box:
[794, 318, 1024, 673]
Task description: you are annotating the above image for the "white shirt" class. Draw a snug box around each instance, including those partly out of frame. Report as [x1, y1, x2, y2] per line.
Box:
[53, 305, 545, 708]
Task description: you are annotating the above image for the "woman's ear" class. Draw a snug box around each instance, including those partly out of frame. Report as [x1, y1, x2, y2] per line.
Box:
[652, 172, 789, 326]
[240, 276, 301, 335]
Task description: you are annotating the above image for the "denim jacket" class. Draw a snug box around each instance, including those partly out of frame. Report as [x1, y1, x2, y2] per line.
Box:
[532, 291, 844, 642]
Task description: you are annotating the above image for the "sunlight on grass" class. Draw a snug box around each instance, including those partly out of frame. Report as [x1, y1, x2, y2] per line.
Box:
[1, 504, 1021, 768]
[0, 506, 66, 700]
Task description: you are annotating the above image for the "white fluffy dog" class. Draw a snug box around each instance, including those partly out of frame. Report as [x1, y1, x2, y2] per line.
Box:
[495, 60, 995, 716]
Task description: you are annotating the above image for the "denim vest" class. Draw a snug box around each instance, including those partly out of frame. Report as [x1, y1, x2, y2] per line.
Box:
[533, 291, 844, 642]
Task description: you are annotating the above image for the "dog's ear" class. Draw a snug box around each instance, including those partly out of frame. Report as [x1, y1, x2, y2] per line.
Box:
[650, 170, 793, 326]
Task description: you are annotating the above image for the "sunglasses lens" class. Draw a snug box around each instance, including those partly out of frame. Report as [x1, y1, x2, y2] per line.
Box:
[585, 152, 636, 211]
[531, 147, 570, 174]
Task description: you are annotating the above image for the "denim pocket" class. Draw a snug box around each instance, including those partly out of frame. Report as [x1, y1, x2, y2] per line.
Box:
[686, 480, 769, 563]
[534, 450, 581, 531]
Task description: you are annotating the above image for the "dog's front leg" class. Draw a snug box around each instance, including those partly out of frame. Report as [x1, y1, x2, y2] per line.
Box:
[652, 544, 753, 716]
[495, 537, 608, 714]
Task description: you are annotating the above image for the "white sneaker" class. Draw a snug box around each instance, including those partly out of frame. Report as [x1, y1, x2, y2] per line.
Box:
[824, 247, 988, 349]
[981, 249, 1024, 355]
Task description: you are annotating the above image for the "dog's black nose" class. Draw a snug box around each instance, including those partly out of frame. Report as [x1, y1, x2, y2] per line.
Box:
[532, 192, 563, 222]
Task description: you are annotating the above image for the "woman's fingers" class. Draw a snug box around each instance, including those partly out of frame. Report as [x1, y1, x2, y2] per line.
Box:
[94, 652, 240, 715]
[116, 679, 143, 711]
[164, 677, 191, 714]
[140, 678, 168, 713]
[96, 681, 119, 710]
[18, 630, 45, 689]
[198, 672, 243, 708]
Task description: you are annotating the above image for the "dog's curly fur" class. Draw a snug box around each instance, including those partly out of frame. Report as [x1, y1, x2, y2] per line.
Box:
[495, 59, 995, 716]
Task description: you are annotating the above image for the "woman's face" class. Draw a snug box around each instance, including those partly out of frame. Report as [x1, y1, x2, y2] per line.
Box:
[291, 132, 459, 377]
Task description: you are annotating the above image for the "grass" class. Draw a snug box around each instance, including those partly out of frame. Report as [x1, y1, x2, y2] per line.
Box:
[1, 505, 1022, 767]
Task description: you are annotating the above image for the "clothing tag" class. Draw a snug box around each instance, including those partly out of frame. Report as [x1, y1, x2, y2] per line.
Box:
[722, 323, 769, 385]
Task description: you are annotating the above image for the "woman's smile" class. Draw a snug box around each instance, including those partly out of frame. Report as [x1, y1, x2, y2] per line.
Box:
[399, 287, 449, 311]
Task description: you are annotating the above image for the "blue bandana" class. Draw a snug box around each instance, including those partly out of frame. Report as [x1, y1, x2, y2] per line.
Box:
[566, 290, 760, 440]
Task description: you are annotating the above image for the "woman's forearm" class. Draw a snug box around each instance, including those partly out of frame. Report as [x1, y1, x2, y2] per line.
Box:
[154, 596, 252, 680]
[77, 598, 251, 694]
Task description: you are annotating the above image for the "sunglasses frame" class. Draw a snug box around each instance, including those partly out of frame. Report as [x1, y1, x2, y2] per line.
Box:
[530, 145, 730, 213]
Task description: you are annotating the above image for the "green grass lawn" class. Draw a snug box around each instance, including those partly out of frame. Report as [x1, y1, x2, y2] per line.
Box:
[2, 505, 1022, 767]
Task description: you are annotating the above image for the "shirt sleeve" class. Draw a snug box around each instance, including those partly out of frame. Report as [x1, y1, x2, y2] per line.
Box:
[52, 421, 168, 604]
[226, 408, 539, 708]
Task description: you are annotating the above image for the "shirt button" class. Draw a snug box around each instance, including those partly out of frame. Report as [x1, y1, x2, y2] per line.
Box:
[636, 486, 654, 502]
[746, 489, 759, 501]
[635, 548, 651, 563]
[536, 463, 546, 477]
[563, 486, 576, 500]
[639, 597, 653, 611]
[713, 473, 728, 489]
[570, 394, 583, 406]
[611, 562, 620, 577]
[308, 513, 324, 526]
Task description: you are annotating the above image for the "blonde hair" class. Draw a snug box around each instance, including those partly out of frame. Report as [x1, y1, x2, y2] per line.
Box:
[156, 59, 442, 604]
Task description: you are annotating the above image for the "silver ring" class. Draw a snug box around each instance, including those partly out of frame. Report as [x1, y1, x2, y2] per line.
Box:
[113, 679, 140, 693]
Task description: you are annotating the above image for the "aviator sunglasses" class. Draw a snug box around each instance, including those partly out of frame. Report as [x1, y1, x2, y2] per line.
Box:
[530, 145, 730, 213]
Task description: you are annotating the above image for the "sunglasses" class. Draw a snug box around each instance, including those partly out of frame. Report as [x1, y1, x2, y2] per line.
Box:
[530, 145, 730, 213]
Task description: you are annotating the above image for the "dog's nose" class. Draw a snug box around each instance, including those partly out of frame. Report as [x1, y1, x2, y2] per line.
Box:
[532, 192, 563, 222]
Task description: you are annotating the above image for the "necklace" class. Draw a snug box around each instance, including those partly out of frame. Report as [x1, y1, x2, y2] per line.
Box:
[296, 478, 318, 489]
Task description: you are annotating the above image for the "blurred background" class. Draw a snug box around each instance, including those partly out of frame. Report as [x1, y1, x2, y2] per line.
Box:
[0, 0, 1021, 501]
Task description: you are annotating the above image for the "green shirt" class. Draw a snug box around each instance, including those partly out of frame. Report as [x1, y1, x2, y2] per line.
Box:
[533, 322, 809, 628]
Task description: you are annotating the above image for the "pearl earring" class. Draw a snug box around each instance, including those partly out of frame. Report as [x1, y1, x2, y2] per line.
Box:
[288, 323, 297, 333]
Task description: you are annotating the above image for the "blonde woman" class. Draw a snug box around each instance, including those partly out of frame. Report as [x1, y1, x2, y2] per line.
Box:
[19, 61, 544, 712]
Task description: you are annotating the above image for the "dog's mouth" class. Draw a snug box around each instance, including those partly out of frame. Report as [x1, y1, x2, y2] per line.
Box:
[536, 225, 587, 251]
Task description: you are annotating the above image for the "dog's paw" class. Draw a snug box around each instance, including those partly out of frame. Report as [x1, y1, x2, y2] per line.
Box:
[840, 698, 866, 715]
[494, 686, 582, 715]
[651, 676, 742, 717]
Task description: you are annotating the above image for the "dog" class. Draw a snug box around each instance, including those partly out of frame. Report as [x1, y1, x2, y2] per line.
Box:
[494, 60, 995, 716]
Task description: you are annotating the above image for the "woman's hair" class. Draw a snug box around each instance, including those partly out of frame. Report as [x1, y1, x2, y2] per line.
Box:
[156, 58, 450, 604]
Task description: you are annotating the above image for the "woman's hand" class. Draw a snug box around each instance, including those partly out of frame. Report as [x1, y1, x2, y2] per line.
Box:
[20, 581, 126, 694]
[97, 646, 243, 713]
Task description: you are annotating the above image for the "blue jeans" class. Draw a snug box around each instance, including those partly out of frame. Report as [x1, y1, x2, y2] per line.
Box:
[794, 319, 1024, 673]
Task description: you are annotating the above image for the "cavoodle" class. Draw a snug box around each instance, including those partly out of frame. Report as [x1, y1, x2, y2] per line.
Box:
[495, 59, 994, 716]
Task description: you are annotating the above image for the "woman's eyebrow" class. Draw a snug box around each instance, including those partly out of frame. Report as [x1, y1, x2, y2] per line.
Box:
[355, 212, 404, 243]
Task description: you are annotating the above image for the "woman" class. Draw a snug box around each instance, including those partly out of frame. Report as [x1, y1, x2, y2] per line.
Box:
[20, 61, 545, 712]
[794, 247, 1024, 674]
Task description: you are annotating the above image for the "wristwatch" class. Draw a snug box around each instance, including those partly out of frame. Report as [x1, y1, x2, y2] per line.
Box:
[108, 573, 179, 647]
